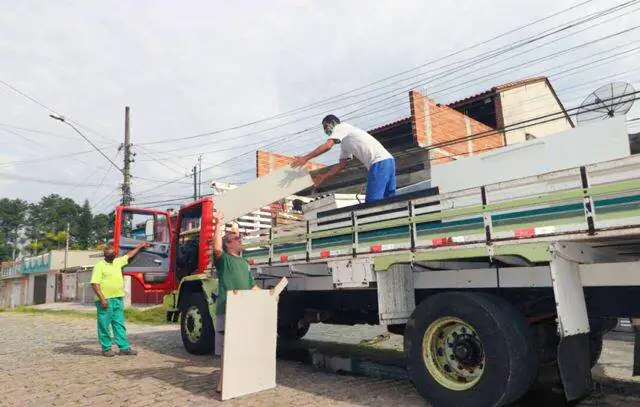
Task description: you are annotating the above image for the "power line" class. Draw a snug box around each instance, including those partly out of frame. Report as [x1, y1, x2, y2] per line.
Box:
[0, 148, 106, 167]
[132, 0, 600, 148]
[0, 172, 108, 187]
[130, 92, 640, 207]
[133, 0, 639, 167]
[129, 3, 640, 196]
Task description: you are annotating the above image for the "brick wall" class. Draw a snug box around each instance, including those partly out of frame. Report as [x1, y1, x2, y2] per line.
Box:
[409, 90, 504, 160]
[256, 150, 326, 177]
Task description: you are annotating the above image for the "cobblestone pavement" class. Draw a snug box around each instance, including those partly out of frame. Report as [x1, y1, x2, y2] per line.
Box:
[1, 312, 640, 407]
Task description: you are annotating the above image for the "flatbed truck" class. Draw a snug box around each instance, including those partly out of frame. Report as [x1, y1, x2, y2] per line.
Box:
[113, 118, 640, 407]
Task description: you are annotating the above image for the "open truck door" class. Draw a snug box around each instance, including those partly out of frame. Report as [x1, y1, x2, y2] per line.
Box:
[113, 206, 174, 291]
[113, 199, 214, 292]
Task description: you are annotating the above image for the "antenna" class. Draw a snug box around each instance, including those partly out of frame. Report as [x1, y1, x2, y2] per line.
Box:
[575, 82, 635, 125]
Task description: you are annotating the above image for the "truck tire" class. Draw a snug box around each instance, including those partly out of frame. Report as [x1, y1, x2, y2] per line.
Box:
[404, 292, 537, 407]
[278, 319, 310, 341]
[180, 292, 214, 355]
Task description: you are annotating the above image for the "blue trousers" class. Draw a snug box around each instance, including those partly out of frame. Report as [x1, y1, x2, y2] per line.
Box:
[366, 158, 396, 203]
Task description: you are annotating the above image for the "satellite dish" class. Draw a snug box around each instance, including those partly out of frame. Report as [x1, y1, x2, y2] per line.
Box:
[575, 82, 635, 125]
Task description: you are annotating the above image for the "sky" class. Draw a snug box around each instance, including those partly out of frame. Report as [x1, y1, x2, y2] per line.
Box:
[1, 0, 640, 213]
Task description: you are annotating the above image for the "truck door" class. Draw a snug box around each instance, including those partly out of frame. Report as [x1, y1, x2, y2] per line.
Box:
[114, 207, 171, 286]
[174, 199, 214, 282]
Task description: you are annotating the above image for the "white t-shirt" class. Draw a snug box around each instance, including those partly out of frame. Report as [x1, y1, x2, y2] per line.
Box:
[328, 122, 393, 170]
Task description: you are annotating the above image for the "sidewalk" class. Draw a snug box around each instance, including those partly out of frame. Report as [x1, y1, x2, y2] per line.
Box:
[29, 302, 160, 313]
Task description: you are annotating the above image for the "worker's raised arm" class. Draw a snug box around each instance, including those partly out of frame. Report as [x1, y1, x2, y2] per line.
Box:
[126, 241, 151, 259]
[212, 211, 224, 259]
[291, 139, 335, 168]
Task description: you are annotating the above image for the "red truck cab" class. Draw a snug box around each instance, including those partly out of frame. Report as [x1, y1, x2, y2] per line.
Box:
[112, 198, 214, 293]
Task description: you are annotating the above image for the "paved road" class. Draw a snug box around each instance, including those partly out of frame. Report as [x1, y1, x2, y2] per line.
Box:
[1, 312, 640, 407]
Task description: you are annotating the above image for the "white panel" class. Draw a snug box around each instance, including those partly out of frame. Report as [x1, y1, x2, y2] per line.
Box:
[214, 165, 313, 222]
[377, 264, 415, 325]
[549, 244, 590, 337]
[222, 289, 279, 400]
[433, 117, 630, 193]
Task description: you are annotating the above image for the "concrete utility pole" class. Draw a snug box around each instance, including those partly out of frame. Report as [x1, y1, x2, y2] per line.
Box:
[122, 106, 133, 206]
[64, 222, 70, 270]
[193, 165, 198, 201]
[197, 153, 203, 198]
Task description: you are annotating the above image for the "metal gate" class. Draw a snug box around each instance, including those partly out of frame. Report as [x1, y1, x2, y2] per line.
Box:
[11, 281, 21, 308]
[33, 274, 47, 304]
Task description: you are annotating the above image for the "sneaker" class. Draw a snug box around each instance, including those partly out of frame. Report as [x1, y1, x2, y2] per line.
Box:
[119, 348, 138, 356]
[102, 349, 116, 357]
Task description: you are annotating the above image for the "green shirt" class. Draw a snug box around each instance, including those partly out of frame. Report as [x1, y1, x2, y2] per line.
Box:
[214, 251, 255, 316]
[90, 256, 129, 300]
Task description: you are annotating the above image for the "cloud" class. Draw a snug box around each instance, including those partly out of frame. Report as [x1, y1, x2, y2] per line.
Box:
[1, 0, 639, 213]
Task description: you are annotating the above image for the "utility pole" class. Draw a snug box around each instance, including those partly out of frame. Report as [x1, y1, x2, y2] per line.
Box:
[192, 165, 198, 201]
[197, 153, 203, 198]
[122, 106, 133, 206]
[64, 222, 70, 270]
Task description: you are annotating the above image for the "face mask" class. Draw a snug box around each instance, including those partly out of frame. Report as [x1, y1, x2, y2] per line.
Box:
[105, 253, 116, 263]
[324, 125, 333, 136]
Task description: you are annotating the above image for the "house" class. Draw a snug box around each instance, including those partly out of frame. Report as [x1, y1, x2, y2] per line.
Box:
[448, 76, 574, 145]
[0, 250, 102, 308]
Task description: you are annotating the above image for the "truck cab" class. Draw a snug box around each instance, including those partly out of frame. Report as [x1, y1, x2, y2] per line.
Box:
[114, 198, 219, 353]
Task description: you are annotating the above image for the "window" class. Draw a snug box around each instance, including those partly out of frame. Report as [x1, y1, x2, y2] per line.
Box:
[121, 212, 169, 243]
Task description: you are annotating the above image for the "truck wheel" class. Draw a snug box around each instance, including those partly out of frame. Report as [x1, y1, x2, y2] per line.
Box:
[404, 292, 537, 407]
[180, 292, 214, 355]
[278, 319, 310, 341]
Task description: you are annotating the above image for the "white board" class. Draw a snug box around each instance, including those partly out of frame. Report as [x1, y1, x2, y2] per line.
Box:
[432, 116, 630, 193]
[214, 165, 313, 222]
[221, 288, 279, 400]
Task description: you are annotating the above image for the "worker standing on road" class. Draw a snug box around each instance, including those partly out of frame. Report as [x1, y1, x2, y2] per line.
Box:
[90, 241, 149, 357]
[292, 114, 396, 203]
[212, 210, 263, 394]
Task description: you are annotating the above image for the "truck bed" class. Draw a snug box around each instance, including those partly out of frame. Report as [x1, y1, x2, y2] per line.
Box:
[242, 153, 640, 266]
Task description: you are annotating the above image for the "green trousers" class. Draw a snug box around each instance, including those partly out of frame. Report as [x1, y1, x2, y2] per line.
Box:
[95, 297, 130, 352]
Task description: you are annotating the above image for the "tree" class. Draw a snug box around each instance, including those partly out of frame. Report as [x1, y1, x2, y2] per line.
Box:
[2, 194, 115, 256]
[92, 211, 114, 247]
[0, 198, 29, 260]
[0, 235, 13, 262]
[25, 195, 81, 254]
[75, 200, 93, 250]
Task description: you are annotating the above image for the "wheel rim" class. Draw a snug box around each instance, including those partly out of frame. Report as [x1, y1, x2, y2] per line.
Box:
[184, 306, 202, 343]
[422, 316, 485, 391]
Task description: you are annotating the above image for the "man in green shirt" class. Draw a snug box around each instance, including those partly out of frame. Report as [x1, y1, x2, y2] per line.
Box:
[212, 210, 261, 393]
[91, 241, 149, 357]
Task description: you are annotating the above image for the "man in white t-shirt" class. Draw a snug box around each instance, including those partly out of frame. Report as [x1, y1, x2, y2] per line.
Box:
[292, 114, 396, 203]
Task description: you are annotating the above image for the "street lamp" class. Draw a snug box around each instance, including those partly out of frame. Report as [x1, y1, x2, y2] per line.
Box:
[49, 114, 123, 174]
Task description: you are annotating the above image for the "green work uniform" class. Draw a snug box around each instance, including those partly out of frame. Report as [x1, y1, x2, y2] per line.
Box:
[90, 256, 131, 352]
[214, 251, 255, 316]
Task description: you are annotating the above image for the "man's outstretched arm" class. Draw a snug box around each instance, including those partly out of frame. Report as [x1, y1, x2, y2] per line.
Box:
[312, 159, 348, 187]
[126, 241, 150, 259]
[291, 139, 335, 168]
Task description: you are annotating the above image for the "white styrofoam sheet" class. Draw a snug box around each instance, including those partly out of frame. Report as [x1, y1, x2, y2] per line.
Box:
[221, 289, 279, 400]
[214, 165, 313, 221]
[432, 116, 630, 193]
